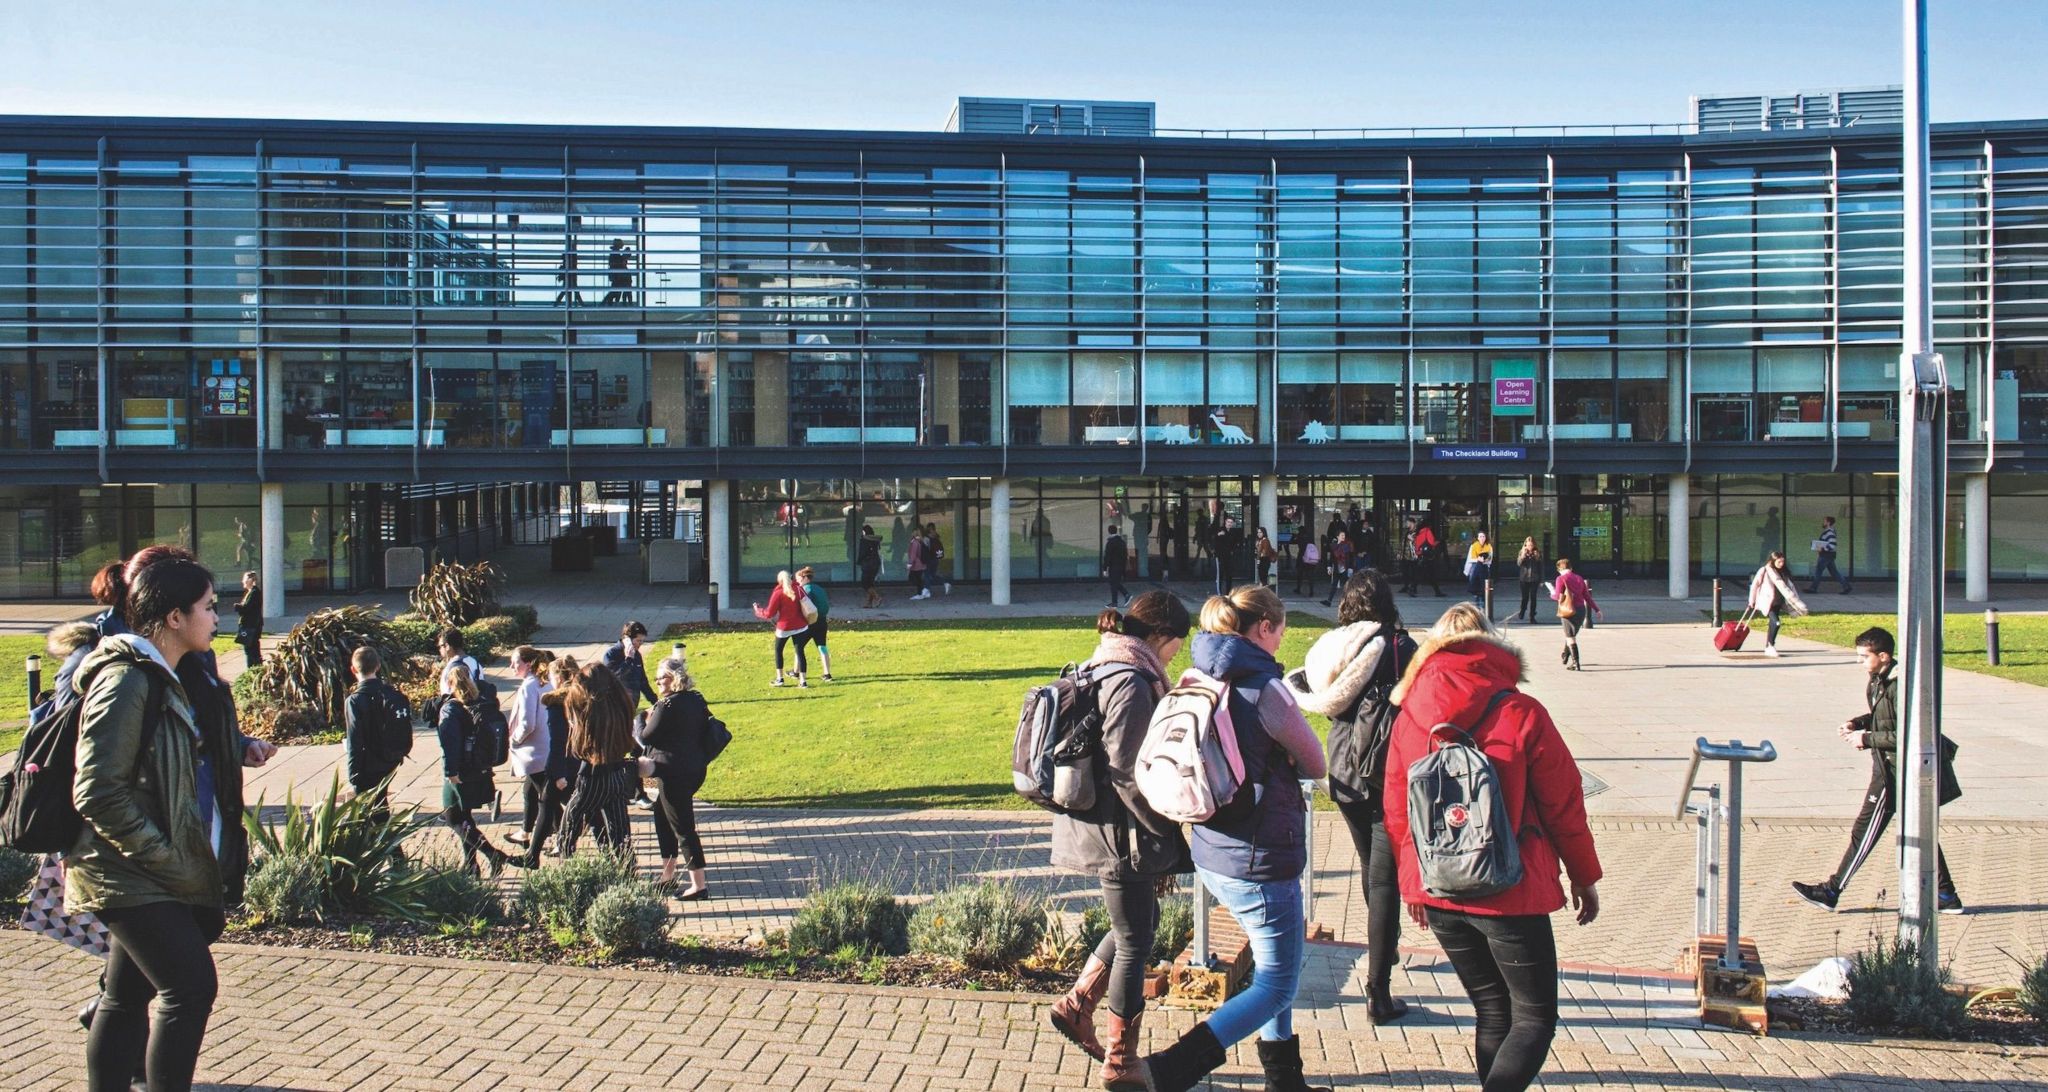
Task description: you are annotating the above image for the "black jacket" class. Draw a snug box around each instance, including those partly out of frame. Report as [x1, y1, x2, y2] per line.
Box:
[174, 655, 253, 908]
[1859, 662, 1962, 804]
[636, 690, 716, 795]
[1101, 533, 1128, 574]
[601, 641, 659, 705]
[235, 588, 263, 641]
[344, 677, 412, 792]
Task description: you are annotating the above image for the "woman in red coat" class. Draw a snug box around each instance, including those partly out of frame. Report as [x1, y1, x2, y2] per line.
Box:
[1382, 605, 1602, 1092]
[751, 570, 814, 688]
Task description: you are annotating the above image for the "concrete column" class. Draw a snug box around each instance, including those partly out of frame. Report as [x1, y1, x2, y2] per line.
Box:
[1965, 472, 1989, 602]
[260, 482, 285, 620]
[991, 477, 1012, 606]
[707, 479, 732, 610]
[1257, 475, 1279, 548]
[1668, 475, 1690, 600]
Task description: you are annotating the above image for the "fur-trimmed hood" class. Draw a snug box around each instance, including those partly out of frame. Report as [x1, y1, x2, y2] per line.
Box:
[1390, 629, 1527, 714]
[48, 620, 99, 657]
[1285, 621, 1388, 717]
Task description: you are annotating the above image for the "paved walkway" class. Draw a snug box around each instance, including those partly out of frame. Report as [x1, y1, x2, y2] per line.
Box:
[6, 925, 2047, 1090]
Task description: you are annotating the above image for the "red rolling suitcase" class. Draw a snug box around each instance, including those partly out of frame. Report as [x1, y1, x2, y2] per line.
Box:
[1713, 609, 1756, 652]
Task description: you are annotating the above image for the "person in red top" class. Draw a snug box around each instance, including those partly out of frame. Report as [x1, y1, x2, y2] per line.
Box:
[751, 570, 814, 688]
[1547, 557, 1602, 671]
[1383, 604, 1602, 1092]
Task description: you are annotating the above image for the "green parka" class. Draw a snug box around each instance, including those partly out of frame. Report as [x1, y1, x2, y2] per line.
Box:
[65, 634, 245, 915]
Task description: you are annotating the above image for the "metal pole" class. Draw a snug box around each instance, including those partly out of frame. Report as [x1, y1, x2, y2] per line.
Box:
[1986, 608, 2001, 666]
[1706, 784, 1721, 945]
[1712, 578, 1723, 627]
[1692, 801, 1710, 938]
[1722, 762, 1743, 970]
[1191, 873, 1210, 967]
[1898, 0, 1946, 969]
[1301, 780, 1316, 928]
[25, 654, 42, 713]
[708, 581, 720, 626]
[1484, 579, 1495, 621]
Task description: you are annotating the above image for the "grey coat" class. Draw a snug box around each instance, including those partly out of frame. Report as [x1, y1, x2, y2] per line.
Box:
[1048, 652, 1191, 881]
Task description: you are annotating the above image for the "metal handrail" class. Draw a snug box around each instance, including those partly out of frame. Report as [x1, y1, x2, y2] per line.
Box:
[1675, 737, 1777, 972]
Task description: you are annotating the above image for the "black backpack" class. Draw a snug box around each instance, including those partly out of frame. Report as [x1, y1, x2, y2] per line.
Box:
[1, 672, 165, 854]
[470, 679, 510, 768]
[365, 682, 415, 767]
[1327, 630, 1414, 812]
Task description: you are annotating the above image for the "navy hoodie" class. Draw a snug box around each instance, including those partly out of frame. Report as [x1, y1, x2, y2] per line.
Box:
[1189, 632, 1308, 883]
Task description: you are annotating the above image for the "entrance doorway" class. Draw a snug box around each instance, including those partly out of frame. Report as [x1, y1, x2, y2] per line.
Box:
[1562, 495, 1621, 578]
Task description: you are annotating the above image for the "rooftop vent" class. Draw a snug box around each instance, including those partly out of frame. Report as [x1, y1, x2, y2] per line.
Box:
[1692, 86, 1904, 132]
[946, 97, 1156, 137]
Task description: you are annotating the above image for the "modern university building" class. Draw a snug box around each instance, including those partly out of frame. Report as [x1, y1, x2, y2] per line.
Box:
[3, 91, 2048, 611]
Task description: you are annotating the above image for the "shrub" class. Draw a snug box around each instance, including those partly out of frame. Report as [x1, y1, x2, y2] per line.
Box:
[1845, 938, 1968, 1036]
[2019, 954, 2048, 1025]
[908, 880, 1047, 968]
[252, 606, 418, 732]
[386, 617, 440, 657]
[1152, 896, 1194, 963]
[244, 853, 325, 923]
[500, 604, 540, 642]
[788, 882, 910, 957]
[469, 615, 523, 652]
[410, 560, 505, 627]
[455, 621, 501, 666]
[0, 845, 39, 900]
[515, 850, 633, 930]
[243, 774, 438, 921]
[409, 862, 503, 925]
[1076, 904, 1111, 957]
[585, 880, 670, 953]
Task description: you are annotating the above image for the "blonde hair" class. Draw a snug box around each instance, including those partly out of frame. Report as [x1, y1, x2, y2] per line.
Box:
[443, 661, 480, 703]
[776, 569, 798, 597]
[655, 655, 695, 692]
[549, 654, 581, 689]
[1431, 602, 1495, 639]
[1199, 584, 1287, 636]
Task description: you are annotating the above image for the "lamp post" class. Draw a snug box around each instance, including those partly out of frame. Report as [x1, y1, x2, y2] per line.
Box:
[708, 581, 720, 626]
[25, 654, 42, 713]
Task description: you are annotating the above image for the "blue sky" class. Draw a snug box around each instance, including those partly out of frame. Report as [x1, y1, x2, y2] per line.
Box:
[5, 0, 2045, 130]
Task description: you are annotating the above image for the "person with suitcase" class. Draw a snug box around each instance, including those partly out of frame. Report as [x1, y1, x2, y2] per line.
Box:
[1746, 551, 1807, 658]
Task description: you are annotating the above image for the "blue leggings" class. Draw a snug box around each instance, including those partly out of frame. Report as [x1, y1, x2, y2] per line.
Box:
[1196, 866, 1306, 1045]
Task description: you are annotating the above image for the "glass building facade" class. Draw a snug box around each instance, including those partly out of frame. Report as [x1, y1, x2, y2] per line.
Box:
[2, 114, 2047, 591]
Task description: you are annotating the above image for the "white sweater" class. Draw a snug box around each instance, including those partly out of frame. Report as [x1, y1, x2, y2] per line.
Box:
[507, 676, 551, 777]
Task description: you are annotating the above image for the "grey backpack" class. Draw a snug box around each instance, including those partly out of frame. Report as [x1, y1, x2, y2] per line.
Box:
[1406, 690, 1522, 900]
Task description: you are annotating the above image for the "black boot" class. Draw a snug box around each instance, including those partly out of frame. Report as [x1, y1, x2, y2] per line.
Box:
[1256, 1036, 1332, 1092]
[1569, 644, 1582, 671]
[1143, 1022, 1227, 1092]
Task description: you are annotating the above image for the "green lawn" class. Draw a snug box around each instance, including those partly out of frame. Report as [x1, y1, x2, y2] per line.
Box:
[1779, 611, 2048, 688]
[665, 610, 1327, 810]
[1, 631, 242, 753]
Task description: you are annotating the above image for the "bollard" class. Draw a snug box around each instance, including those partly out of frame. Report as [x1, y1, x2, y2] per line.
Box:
[25, 653, 42, 713]
[1300, 779, 1317, 929]
[1711, 578, 1723, 627]
[1986, 608, 2001, 666]
[708, 580, 720, 626]
[673, 641, 686, 661]
[1483, 579, 1495, 620]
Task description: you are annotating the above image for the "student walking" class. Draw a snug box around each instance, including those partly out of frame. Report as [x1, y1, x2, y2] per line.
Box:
[905, 525, 931, 599]
[1404, 520, 1444, 596]
[1254, 527, 1279, 588]
[1383, 606, 1604, 1092]
[638, 654, 719, 900]
[1293, 529, 1321, 595]
[1465, 531, 1494, 606]
[1140, 585, 1332, 1092]
[557, 663, 638, 860]
[1211, 515, 1244, 596]
[924, 522, 952, 595]
[1046, 591, 1193, 1087]
[1806, 515, 1852, 594]
[1286, 570, 1416, 1025]
[520, 656, 582, 867]
[1549, 558, 1601, 671]
[233, 570, 263, 668]
[1793, 626, 1965, 914]
[857, 523, 884, 607]
[1513, 538, 1544, 623]
[504, 645, 554, 850]
[1102, 524, 1130, 607]
[752, 569, 814, 687]
[1747, 551, 1807, 657]
[436, 627, 482, 694]
[600, 620, 660, 707]
[795, 566, 834, 681]
[343, 646, 413, 818]
[71, 552, 275, 1092]
[436, 663, 519, 876]
[1320, 531, 1353, 606]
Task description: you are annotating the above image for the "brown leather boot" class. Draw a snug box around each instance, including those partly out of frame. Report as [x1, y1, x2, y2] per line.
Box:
[1049, 955, 1111, 1061]
[1099, 1009, 1147, 1090]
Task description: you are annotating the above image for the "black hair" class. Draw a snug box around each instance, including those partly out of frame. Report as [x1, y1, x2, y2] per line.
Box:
[1854, 627, 1896, 657]
[1097, 589, 1192, 643]
[1336, 569, 1401, 628]
[123, 557, 215, 637]
[438, 626, 465, 652]
[622, 620, 648, 640]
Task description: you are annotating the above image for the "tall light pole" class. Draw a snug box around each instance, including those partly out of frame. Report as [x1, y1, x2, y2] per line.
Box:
[1897, 0, 1947, 970]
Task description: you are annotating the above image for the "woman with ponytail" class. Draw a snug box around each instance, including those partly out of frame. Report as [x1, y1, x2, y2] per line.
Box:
[1046, 591, 1192, 1089]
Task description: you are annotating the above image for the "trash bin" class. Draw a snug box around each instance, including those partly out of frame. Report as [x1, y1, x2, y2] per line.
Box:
[551, 534, 594, 572]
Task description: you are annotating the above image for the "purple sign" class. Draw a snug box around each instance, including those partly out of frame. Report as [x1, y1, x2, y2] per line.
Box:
[1495, 378, 1535, 407]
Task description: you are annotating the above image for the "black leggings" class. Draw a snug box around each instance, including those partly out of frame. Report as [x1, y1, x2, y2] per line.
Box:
[650, 775, 705, 868]
[522, 772, 549, 834]
[89, 901, 224, 1092]
[1334, 800, 1401, 1005]
[1426, 908, 1559, 1092]
[525, 772, 571, 850]
[1088, 875, 1160, 1018]
[1517, 580, 1540, 621]
[442, 800, 499, 869]
[773, 634, 808, 675]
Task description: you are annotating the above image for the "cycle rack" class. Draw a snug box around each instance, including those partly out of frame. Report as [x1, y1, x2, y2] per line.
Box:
[1675, 736, 1778, 1033]
[1176, 779, 1321, 1009]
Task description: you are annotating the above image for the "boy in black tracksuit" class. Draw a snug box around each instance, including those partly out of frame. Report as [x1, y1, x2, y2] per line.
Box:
[1793, 626, 1964, 914]
[344, 647, 414, 818]
[1101, 525, 1129, 607]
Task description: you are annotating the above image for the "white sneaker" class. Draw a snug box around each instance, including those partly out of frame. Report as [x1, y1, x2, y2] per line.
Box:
[1763, 645, 1780, 657]
[771, 675, 786, 687]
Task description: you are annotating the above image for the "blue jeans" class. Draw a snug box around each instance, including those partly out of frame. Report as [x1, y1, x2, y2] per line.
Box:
[1196, 866, 1306, 1046]
[1810, 552, 1848, 592]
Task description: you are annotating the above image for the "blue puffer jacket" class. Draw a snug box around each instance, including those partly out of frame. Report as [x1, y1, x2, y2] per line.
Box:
[1188, 632, 1308, 883]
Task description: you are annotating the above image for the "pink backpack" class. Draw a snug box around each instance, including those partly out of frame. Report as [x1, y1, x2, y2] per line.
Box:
[1135, 668, 1249, 824]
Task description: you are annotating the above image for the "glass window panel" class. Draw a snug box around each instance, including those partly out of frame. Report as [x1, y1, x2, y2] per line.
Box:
[1073, 353, 1134, 406]
[1007, 353, 1068, 407]
[1145, 353, 1204, 404]
[1278, 353, 1335, 385]
[1209, 354, 1259, 405]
